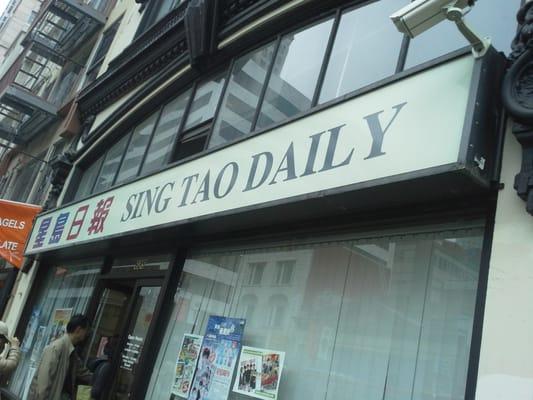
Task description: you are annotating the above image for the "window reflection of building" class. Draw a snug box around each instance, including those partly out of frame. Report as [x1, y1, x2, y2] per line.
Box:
[244, 262, 266, 286]
[237, 294, 257, 325]
[273, 260, 295, 286]
[266, 295, 288, 328]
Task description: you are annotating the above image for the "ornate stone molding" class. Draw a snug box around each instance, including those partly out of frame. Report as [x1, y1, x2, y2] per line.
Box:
[77, 5, 189, 119]
[43, 151, 75, 211]
[502, 2, 533, 214]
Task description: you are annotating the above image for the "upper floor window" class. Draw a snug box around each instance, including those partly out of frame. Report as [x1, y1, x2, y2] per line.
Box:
[73, 71, 226, 201]
[137, 0, 184, 36]
[85, 17, 122, 86]
[71, 0, 518, 202]
[404, 0, 521, 68]
[273, 260, 295, 286]
[319, 0, 405, 103]
[245, 262, 266, 286]
[256, 18, 334, 129]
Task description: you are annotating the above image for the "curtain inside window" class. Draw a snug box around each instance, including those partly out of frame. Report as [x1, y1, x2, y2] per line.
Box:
[146, 227, 483, 400]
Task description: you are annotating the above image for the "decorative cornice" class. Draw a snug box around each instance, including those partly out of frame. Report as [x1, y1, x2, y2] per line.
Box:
[43, 151, 75, 211]
[501, 2, 533, 214]
[220, 0, 265, 25]
[77, 4, 189, 118]
[77, 0, 289, 119]
[77, 0, 344, 122]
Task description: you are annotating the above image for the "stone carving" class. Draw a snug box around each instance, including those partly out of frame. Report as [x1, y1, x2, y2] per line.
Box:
[502, 2, 533, 214]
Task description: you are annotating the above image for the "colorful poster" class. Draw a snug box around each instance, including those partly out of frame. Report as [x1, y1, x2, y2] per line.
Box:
[21, 308, 40, 352]
[188, 316, 245, 400]
[233, 347, 285, 400]
[30, 326, 47, 363]
[49, 308, 72, 343]
[172, 334, 203, 398]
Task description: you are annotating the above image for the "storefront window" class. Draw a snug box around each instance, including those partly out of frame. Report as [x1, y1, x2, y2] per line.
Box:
[146, 227, 483, 400]
[10, 260, 101, 398]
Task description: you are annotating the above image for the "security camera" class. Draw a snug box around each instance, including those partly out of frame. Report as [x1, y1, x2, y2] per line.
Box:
[390, 0, 475, 38]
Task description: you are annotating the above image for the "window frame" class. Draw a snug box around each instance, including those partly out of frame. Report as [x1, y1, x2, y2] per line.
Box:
[71, 0, 511, 203]
[85, 16, 123, 87]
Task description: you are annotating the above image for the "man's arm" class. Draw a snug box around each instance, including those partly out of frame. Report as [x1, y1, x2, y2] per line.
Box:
[0, 345, 20, 374]
[75, 354, 93, 385]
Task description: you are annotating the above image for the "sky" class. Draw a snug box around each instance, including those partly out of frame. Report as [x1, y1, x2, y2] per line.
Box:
[0, 0, 8, 16]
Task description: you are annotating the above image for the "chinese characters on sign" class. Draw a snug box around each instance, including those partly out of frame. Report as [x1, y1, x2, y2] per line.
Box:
[31, 196, 114, 250]
[188, 316, 245, 400]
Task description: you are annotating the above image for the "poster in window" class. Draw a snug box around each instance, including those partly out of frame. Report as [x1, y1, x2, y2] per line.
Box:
[187, 316, 245, 400]
[232, 347, 285, 400]
[171, 334, 203, 398]
[21, 308, 40, 352]
[49, 308, 73, 343]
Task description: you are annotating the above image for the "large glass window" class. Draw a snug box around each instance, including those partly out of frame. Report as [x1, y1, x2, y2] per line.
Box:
[319, 0, 406, 103]
[10, 260, 101, 398]
[256, 18, 334, 129]
[404, 0, 520, 68]
[92, 133, 131, 193]
[85, 17, 122, 86]
[115, 112, 158, 184]
[74, 1, 518, 200]
[146, 226, 483, 400]
[141, 90, 191, 175]
[183, 74, 226, 131]
[173, 73, 227, 161]
[137, 0, 184, 37]
[209, 42, 277, 148]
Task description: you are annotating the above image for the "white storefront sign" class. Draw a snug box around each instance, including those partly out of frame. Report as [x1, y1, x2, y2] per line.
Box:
[26, 56, 475, 254]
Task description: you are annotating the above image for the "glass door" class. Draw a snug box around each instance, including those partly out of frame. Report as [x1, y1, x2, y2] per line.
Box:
[111, 282, 162, 400]
[87, 278, 163, 400]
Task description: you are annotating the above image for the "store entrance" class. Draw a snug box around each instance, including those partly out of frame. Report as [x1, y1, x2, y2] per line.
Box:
[86, 278, 163, 400]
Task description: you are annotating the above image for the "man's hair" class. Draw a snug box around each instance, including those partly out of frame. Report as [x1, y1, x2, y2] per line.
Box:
[66, 314, 90, 333]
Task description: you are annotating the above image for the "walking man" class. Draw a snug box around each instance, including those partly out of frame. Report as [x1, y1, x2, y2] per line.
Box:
[28, 314, 92, 400]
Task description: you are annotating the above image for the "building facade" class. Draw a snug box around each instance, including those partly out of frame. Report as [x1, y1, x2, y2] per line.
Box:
[0, 0, 42, 66]
[2, 0, 531, 399]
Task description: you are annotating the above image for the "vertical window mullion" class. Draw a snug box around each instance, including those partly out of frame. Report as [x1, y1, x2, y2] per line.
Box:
[138, 107, 164, 175]
[168, 82, 197, 164]
[203, 61, 235, 150]
[111, 131, 134, 186]
[250, 36, 282, 132]
[395, 35, 410, 73]
[88, 155, 106, 195]
[311, 9, 342, 107]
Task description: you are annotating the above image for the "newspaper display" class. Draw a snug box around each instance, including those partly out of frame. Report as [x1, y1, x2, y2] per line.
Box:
[233, 347, 285, 400]
[172, 334, 203, 398]
[188, 316, 245, 400]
